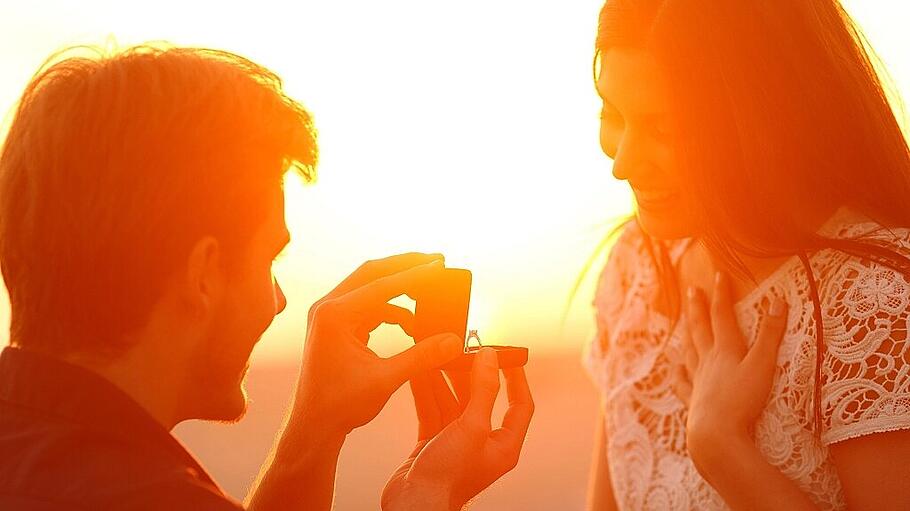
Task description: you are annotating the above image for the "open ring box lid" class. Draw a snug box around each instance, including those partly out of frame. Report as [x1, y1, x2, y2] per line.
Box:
[412, 268, 528, 371]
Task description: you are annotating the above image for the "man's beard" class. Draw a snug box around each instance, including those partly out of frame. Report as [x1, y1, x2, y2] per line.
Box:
[182, 328, 254, 423]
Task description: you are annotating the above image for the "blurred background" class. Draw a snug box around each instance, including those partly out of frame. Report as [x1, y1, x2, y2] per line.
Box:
[0, 1, 907, 509]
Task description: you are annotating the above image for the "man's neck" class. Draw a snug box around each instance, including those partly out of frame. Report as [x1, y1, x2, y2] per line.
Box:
[64, 341, 188, 431]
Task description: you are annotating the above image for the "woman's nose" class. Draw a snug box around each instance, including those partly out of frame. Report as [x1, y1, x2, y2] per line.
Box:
[611, 133, 639, 181]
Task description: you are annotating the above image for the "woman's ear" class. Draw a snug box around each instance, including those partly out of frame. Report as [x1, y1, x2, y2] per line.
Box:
[183, 236, 224, 319]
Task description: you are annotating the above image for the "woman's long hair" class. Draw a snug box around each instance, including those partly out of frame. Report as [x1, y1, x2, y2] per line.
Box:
[592, 0, 910, 434]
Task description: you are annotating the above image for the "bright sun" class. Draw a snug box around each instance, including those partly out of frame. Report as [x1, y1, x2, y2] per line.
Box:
[0, 0, 907, 362]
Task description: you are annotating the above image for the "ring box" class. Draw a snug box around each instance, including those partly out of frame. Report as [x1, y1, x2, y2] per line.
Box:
[438, 345, 530, 372]
[412, 267, 529, 371]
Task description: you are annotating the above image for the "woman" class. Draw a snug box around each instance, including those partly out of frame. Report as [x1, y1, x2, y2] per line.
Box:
[584, 1, 910, 510]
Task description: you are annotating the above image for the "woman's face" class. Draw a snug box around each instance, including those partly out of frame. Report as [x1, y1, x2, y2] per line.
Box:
[597, 47, 695, 240]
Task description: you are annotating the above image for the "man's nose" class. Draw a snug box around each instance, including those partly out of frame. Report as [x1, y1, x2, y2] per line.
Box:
[274, 278, 287, 315]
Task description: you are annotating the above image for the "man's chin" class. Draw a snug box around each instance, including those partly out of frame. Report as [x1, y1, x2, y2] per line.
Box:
[194, 380, 250, 424]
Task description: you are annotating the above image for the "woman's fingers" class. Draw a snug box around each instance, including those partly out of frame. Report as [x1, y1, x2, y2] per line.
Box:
[682, 327, 699, 376]
[711, 272, 747, 357]
[677, 323, 697, 404]
[743, 297, 789, 379]
[686, 286, 714, 357]
[687, 273, 751, 360]
[671, 364, 693, 405]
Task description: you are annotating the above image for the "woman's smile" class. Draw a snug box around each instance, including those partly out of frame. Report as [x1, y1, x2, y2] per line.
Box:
[632, 186, 678, 209]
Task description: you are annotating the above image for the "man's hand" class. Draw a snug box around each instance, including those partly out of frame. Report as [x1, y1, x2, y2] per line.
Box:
[247, 252, 466, 511]
[292, 252, 466, 435]
[382, 348, 535, 511]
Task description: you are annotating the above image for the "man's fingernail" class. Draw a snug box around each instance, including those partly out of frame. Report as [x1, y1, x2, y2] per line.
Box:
[687, 286, 697, 301]
[479, 347, 497, 367]
[770, 298, 787, 317]
[440, 335, 463, 356]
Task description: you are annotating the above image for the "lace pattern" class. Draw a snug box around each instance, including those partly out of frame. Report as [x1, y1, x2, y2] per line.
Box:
[583, 219, 910, 511]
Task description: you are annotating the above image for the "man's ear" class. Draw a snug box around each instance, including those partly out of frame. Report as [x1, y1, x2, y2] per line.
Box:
[183, 236, 224, 319]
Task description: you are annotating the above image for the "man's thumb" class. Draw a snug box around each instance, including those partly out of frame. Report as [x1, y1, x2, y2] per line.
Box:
[386, 333, 464, 384]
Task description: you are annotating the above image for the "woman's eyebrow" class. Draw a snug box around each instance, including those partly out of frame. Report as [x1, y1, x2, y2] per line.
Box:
[604, 99, 668, 122]
[597, 86, 667, 121]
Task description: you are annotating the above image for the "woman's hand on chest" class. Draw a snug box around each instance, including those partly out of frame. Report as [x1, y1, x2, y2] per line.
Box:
[672, 271, 789, 473]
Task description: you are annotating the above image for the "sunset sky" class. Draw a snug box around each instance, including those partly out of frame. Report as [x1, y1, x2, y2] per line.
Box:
[0, 0, 907, 363]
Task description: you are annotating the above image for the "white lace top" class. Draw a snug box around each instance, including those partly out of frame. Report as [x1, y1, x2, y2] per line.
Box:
[584, 214, 910, 510]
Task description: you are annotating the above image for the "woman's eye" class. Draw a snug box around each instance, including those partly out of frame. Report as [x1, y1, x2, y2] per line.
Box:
[599, 106, 624, 124]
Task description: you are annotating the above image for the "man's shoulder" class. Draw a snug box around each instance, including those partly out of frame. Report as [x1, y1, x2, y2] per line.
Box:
[0, 402, 174, 485]
[0, 404, 243, 510]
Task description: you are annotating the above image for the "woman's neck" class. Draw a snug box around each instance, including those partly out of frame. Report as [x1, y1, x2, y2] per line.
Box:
[676, 205, 864, 306]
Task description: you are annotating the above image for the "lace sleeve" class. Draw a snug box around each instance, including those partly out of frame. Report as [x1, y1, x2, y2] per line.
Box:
[583, 221, 639, 389]
[820, 236, 910, 445]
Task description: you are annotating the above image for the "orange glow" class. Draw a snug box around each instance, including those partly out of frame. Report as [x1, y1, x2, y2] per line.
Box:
[3, 3, 910, 511]
[0, 0, 906, 368]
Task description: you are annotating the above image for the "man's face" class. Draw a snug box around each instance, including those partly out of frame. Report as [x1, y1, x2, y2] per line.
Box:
[186, 187, 289, 422]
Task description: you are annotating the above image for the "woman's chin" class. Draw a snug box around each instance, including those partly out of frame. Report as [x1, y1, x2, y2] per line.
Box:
[636, 208, 695, 241]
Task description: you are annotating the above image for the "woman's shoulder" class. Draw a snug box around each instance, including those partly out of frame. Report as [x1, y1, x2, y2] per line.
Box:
[820, 208, 910, 249]
[818, 218, 910, 308]
[828, 217, 910, 248]
[815, 219, 910, 444]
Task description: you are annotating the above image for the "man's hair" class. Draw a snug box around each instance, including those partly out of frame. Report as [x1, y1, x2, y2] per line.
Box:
[0, 44, 317, 356]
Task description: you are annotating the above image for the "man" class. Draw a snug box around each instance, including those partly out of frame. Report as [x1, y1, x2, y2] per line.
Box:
[0, 45, 533, 510]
